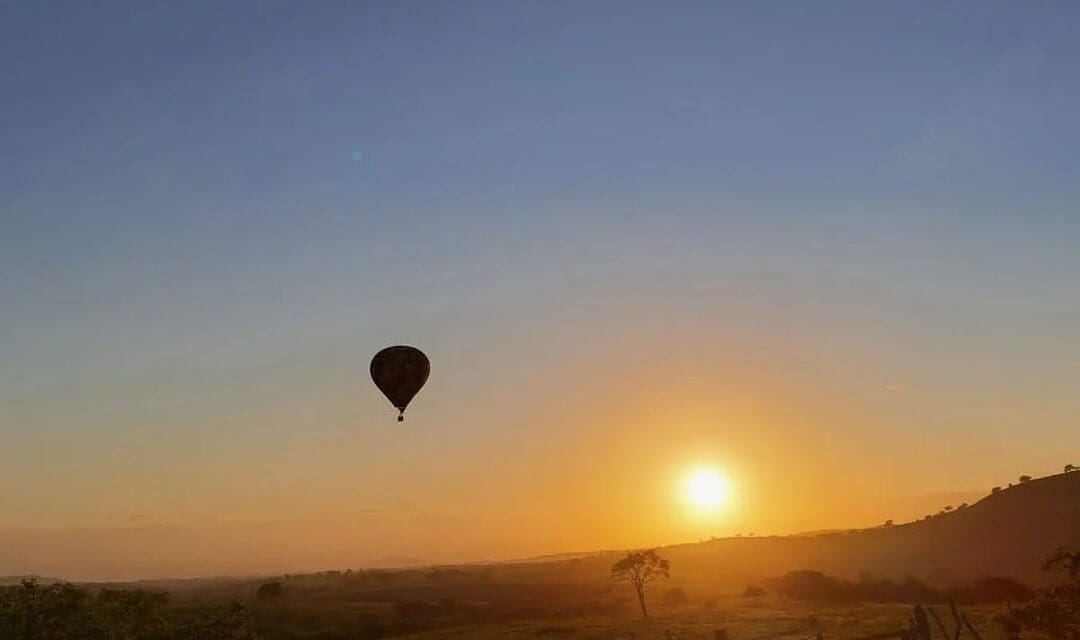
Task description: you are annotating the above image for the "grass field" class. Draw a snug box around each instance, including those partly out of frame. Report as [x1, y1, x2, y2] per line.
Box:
[385, 597, 1004, 640]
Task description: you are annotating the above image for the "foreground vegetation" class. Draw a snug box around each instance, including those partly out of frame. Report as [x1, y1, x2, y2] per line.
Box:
[0, 579, 1010, 639]
[0, 573, 1039, 640]
[5, 471, 1077, 638]
[0, 580, 254, 639]
[3, 546, 1077, 639]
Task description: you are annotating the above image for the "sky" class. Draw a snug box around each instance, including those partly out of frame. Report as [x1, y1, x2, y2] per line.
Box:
[2, 1, 1079, 581]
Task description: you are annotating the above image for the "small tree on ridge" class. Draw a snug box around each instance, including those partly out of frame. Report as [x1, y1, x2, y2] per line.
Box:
[611, 549, 670, 618]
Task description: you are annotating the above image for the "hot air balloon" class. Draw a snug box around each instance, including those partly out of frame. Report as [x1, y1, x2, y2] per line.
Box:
[370, 345, 429, 422]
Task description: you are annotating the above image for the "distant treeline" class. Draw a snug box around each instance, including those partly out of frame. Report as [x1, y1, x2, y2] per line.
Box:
[251, 578, 630, 639]
[0, 579, 254, 639]
[764, 570, 1032, 605]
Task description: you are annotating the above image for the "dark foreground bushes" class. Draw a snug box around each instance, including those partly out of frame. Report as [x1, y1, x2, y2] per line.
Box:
[1000, 547, 1080, 639]
[247, 579, 631, 640]
[766, 570, 1031, 605]
[0, 579, 255, 640]
[955, 576, 1033, 604]
[766, 570, 942, 604]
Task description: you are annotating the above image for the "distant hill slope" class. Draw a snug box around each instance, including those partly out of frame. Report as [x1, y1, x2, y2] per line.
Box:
[20, 473, 1078, 591]
[0, 575, 62, 586]
[639, 471, 1080, 587]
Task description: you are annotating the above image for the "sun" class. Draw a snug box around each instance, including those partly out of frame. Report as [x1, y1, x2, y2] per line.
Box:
[684, 467, 733, 512]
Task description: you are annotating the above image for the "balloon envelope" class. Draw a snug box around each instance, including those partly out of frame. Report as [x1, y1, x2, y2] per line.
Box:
[370, 345, 429, 421]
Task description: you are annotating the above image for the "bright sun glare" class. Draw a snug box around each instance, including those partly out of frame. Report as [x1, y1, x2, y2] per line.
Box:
[684, 467, 733, 512]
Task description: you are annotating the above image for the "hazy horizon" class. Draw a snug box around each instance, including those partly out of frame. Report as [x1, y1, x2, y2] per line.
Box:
[3, 485, 993, 582]
[3, 2, 1079, 582]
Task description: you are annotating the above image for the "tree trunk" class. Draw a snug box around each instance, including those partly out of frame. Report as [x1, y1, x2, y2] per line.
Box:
[636, 584, 648, 617]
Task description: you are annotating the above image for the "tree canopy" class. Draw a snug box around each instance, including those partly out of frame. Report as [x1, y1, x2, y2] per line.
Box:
[610, 549, 670, 617]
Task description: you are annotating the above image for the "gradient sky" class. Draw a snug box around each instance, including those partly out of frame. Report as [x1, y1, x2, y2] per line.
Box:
[2, 1, 1079, 580]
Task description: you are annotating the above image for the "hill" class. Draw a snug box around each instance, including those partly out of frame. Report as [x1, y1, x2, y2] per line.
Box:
[564, 471, 1080, 589]
[228, 471, 1073, 595]
[17, 473, 1079, 593]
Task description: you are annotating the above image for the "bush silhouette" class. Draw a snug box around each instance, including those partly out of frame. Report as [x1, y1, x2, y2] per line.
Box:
[0, 579, 255, 639]
[1001, 548, 1080, 638]
[743, 584, 766, 598]
[766, 570, 942, 604]
[256, 581, 285, 601]
[954, 577, 1032, 604]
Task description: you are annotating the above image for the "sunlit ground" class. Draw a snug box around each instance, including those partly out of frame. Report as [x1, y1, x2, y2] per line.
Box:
[400, 597, 1006, 639]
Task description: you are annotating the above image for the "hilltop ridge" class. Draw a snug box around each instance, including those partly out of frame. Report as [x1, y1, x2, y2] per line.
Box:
[630, 471, 1080, 587]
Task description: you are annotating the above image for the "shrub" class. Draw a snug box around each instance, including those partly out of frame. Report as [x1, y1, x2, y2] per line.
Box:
[765, 570, 943, 604]
[954, 577, 1032, 604]
[0, 579, 255, 640]
[766, 570, 846, 602]
[256, 581, 285, 601]
[1000, 548, 1080, 639]
[743, 585, 766, 598]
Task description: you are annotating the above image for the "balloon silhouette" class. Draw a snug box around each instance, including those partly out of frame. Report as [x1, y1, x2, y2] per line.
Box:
[370, 345, 429, 422]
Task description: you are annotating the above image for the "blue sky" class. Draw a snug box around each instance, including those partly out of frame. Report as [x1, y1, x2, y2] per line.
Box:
[4, 1, 1077, 391]
[1, 1, 1079, 578]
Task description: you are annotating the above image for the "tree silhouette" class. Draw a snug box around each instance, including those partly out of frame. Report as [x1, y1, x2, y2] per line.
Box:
[1019, 475, 1032, 483]
[992, 486, 1003, 494]
[1066, 464, 1077, 473]
[883, 519, 894, 527]
[611, 549, 670, 617]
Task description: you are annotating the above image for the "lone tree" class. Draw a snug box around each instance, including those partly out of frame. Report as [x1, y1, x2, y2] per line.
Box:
[1019, 475, 1033, 483]
[611, 549, 670, 617]
[1066, 464, 1077, 473]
